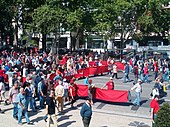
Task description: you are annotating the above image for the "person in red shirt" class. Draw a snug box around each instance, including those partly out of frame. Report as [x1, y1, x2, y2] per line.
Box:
[69, 80, 77, 108]
[150, 95, 160, 125]
[154, 61, 159, 79]
[101, 77, 114, 90]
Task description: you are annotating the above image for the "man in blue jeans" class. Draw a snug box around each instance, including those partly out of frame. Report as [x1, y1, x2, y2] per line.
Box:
[17, 87, 32, 125]
[130, 79, 142, 106]
[123, 63, 130, 83]
[38, 78, 45, 109]
[8, 82, 19, 119]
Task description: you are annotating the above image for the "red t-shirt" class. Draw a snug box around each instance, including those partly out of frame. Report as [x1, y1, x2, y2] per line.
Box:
[150, 99, 160, 114]
[69, 85, 76, 97]
[105, 81, 114, 90]
[0, 70, 5, 76]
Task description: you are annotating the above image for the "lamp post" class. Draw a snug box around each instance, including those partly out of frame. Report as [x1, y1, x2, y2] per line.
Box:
[118, 15, 124, 60]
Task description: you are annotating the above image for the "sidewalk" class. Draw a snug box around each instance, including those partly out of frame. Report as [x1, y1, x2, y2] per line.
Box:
[0, 99, 152, 127]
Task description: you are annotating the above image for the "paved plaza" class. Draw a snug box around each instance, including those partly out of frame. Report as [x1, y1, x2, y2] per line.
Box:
[0, 72, 170, 127]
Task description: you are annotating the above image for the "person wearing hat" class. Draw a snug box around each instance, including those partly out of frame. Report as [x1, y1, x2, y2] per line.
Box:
[101, 77, 114, 90]
[80, 97, 93, 127]
[150, 95, 160, 126]
[130, 79, 142, 106]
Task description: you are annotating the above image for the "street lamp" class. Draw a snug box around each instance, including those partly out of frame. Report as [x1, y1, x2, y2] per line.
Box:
[117, 15, 124, 60]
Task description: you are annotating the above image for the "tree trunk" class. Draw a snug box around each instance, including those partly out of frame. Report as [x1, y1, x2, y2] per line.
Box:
[42, 34, 46, 52]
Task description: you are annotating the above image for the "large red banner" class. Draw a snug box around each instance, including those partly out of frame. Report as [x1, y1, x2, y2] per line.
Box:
[95, 88, 128, 102]
[76, 84, 88, 97]
[76, 84, 128, 103]
[115, 62, 125, 71]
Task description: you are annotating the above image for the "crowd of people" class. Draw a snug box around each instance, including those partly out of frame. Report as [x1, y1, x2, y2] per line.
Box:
[0, 48, 169, 126]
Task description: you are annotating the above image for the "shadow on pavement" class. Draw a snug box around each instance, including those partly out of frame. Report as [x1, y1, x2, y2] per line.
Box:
[59, 121, 76, 127]
[128, 121, 150, 127]
[28, 110, 42, 117]
[58, 115, 72, 122]
[3, 107, 13, 113]
[59, 106, 78, 115]
[140, 100, 148, 106]
[94, 99, 132, 106]
[31, 116, 44, 123]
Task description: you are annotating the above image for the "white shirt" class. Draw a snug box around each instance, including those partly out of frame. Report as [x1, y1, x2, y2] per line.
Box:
[63, 82, 69, 89]
[0, 82, 5, 93]
[131, 83, 142, 93]
[152, 88, 159, 99]
[55, 85, 64, 97]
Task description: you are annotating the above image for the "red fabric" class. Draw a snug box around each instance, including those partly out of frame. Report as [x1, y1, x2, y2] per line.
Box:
[144, 66, 149, 75]
[101, 61, 107, 66]
[83, 68, 89, 77]
[49, 73, 56, 81]
[22, 77, 26, 83]
[89, 67, 98, 75]
[105, 81, 114, 90]
[3, 74, 8, 82]
[115, 62, 125, 71]
[95, 88, 128, 102]
[89, 61, 96, 67]
[76, 85, 128, 103]
[129, 59, 133, 66]
[65, 76, 72, 81]
[69, 85, 77, 97]
[76, 84, 88, 97]
[150, 99, 160, 114]
[0, 70, 5, 76]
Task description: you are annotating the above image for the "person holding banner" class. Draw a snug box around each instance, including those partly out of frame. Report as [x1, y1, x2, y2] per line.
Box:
[102, 77, 114, 90]
[87, 79, 95, 104]
[130, 79, 142, 106]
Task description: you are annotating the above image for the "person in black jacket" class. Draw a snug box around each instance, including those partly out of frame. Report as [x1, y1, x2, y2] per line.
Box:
[46, 90, 58, 127]
[80, 98, 93, 127]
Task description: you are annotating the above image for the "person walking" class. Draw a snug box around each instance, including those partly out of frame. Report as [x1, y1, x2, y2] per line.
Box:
[37, 78, 45, 109]
[17, 87, 32, 125]
[8, 81, 19, 119]
[0, 79, 8, 105]
[63, 78, 70, 103]
[80, 98, 93, 127]
[112, 64, 118, 79]
[55, 80, 64, 112]
[46, 90, 58, 127]
[150, 95, 160, 126]
[130, 79, 142, 106]
[69, 80, 77, 108]
[143, 63, 149, 83]
[123, 63, 130, 83]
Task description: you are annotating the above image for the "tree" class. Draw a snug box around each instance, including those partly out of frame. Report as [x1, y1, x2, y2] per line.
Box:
[154, 103, 170, 127]
[64, 0, 94, 50]
[0, 0, 15, 45]
[31, 0, 66, 52]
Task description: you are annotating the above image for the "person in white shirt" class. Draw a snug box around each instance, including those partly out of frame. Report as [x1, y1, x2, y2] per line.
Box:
[55, 80, 64, 112]
[151, 86, 159, 99]
[63, 79, 70, 103]
[131, 79, 142, 106]
[0, 81, 8, 105]
[112, 64, 118, 79]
